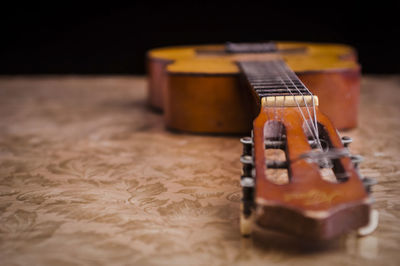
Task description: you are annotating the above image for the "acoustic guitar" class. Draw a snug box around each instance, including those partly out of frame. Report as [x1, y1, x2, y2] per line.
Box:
[147, 42, 378, 240]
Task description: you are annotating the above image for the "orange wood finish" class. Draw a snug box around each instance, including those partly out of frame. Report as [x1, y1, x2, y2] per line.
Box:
[147, 42, 370, 240]
[147, 42, 361, 133]
[252, 107, 370, 239]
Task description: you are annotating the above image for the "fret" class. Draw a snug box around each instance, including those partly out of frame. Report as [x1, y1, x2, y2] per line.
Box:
[247, 75, 300, 80]
[249, 81, 304, 84]
[257, 93, 308, 97]
[249, 81, 304, 85]
[252, 85, 306, 89]
[254, 88, 308, 91]
[255, 90, 310, 95]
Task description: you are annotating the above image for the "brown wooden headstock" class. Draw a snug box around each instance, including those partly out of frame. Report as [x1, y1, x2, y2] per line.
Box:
[248, 103, 372, 240]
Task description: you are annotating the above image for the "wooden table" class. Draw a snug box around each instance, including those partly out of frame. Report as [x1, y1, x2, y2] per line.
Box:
[0, 76, 399, 265]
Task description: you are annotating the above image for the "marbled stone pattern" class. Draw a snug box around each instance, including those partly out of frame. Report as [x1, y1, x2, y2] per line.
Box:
[0, 76, 399, 266]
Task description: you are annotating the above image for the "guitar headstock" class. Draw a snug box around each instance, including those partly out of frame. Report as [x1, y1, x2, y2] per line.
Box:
[241, 96, 374, 240]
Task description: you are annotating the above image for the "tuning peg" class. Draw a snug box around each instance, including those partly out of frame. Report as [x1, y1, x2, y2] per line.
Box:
[240, 176, 254, 206]
[240, 136, 253, 156]
[240, 203, 253, 237]
[358, 209, 379, 237]
[266, 160, 288, 169]
[241, 176, 255, 188]
[240, 177, 254, 237]
[351, 154, 364, 168]
[341, 136, 353, 147]
[265, 139, 285, 149]
[362, 176, 377, 194]
[264, 139, 323, 150]
[240, 155, 253, 165]
[240, 137, 254, 177]
[240, 155, 253, 177]
[240, 136, 255, 237]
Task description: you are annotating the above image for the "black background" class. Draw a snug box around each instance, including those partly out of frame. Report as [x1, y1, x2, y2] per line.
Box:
[1, 2, 399, 74]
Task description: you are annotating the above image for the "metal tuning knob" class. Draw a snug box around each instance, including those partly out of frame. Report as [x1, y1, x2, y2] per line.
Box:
[341, 136, 353, 148]
[358, 176, 379, 236]
[240, 136, 254, 178]
[361, 176, 377, 194]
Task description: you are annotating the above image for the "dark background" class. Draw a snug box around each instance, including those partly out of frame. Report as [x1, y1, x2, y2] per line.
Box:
[1, 2, 399, 74]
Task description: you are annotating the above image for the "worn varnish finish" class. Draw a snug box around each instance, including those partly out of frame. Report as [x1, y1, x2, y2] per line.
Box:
[0, 76, 399, 265]
[253, 107, 369, 239]
[147, 42, 361, 132]
[149, 42, 367, 239]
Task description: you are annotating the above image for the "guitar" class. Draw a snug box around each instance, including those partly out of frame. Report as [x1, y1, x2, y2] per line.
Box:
[147, 42, 378, 240]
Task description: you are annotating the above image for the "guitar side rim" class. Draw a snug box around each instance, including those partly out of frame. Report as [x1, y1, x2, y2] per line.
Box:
[147, 42, 360, 132]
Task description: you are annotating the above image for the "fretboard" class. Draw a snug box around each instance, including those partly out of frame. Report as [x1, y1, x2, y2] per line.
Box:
[237, 60, 312, 98]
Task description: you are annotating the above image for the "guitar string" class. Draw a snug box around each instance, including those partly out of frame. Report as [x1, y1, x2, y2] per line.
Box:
[256, 61, 304, 182]
[245, 60, 349, 178]
[244, 60, 319, 147]
[272, 60, 340, 170]
[278, 60, 321, 147]
[244, 62, 283, 173]
[274, 64, 286, 167]
[268, 61, 315, 138]
[274, 91, 279, 164]
[242, 61, 321, 173]
[271, 60, 323, 151]
[270, 63, 282, 165]
[277, 84, 286, 175]
[261, 61, 315, 171]
[247, 61, 308, 177]
[273, 60, 319, 143]
[260, 63, 282, 165]
[271, 60, 353, 172]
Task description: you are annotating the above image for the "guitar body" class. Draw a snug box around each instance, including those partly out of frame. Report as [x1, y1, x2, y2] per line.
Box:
[147, 42, 377, 240]
[148, 42, 360, 133]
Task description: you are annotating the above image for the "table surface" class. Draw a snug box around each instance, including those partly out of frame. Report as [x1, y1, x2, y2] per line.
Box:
[0, 75, 399, 266]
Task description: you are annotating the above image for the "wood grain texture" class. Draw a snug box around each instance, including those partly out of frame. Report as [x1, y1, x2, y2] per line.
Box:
[148, 42, 361, 132]
[0, 76, 399, 265]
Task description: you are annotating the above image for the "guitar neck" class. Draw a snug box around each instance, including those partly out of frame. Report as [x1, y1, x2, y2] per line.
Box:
[237, 60, 313, 99]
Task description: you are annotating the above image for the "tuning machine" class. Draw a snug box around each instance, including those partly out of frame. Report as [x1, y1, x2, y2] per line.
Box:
[240, 136, 255, 237]
[341, 135, 364, 169]
[341, 136, 353, 147]
[358, 175, 378, 236]
[240, 136, 253, 177]
[361, 176, 377, 194]
[340, 136, 376, 192]
[239, 135, 255, 193]
[340, 137, 379, 235]
[358, 177, 379, 237]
